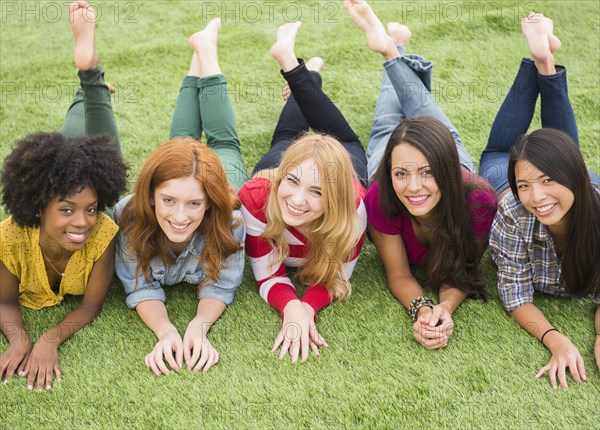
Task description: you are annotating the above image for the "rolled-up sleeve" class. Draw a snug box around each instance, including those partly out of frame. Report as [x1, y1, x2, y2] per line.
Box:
[488, 202, 534, 313]
[113, 195, 166, 309]
[197, 215, 246, 305]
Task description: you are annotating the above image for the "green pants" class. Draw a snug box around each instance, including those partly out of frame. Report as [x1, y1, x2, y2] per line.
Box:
[170, 74, 248, 191]
[60, 67, 120, 150]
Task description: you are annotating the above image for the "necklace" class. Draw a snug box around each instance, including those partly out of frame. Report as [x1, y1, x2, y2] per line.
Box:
[41, 250, 65, 277]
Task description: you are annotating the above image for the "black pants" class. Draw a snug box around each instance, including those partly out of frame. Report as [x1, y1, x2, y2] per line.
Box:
[252, 60, 367, 186]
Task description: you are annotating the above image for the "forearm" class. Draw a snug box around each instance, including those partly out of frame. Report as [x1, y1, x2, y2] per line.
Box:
[387, 274, 424, 310]
[188, 298, 226, 336]
[438, 285, 468, 315]
[0, 303, 31, 345]
[510, 303, 558, 345]
[595, 305, 600, 336]
[136, 300, 176, 339]
[40, 304, 102, 346]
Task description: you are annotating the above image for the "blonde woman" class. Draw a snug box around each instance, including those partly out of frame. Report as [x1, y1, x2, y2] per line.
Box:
[238, 22, 367, 363]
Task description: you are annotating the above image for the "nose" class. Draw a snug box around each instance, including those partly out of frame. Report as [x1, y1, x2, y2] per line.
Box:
[530, 184, 546, 203]
[406, 172, 422, 192]
[172, 204, 188, 222]
[71, 210, 88, 228]
[290, 189, 307, 206]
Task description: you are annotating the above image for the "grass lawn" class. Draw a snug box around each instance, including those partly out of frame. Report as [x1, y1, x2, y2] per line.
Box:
[1, 1, 599, 429]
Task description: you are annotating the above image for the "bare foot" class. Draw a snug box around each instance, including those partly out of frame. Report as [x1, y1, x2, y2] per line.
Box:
[387, 23, 412, 50]
[344, 0, 397, 60]
[270, 21, 302, 72]
[188, 18, 222, 77]
[282, 57, 324, 101]
[70, 1, 98, 70]
[521, 12, 559, 75]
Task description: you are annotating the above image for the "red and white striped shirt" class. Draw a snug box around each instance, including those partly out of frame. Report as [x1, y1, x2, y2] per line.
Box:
[238, 177, 367, 315]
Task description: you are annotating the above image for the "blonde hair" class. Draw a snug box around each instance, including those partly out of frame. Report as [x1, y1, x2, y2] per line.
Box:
[262, 134, 361, 300]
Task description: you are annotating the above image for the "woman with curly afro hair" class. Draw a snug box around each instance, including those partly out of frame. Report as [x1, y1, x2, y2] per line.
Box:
[0, 2, 127, 391]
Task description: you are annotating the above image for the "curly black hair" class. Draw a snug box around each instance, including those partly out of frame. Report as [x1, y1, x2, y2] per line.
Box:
[2, 132, 128, 227]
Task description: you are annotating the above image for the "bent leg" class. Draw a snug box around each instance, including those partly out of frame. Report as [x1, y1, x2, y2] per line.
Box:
[480, 59, 539, 194]
[384, 54, 473, 172]
[198, 74, 248, 190]
[282, 62, 367, 184]
[537, 66, 578, 144]
[79, 67, 120, 150]
[170, 76, 202, 139]
[61, 88, 86, 137]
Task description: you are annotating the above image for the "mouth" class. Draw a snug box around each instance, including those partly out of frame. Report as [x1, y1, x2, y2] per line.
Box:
[65, 231, 89, 244]
[286, 202, 308, 216]
[167, 221, 191, 232]
[404, 195, 429, 206]
[534, 203, 556, 216]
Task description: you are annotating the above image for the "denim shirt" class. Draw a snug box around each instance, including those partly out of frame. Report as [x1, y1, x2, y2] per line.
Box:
[112, 195, 246, 309]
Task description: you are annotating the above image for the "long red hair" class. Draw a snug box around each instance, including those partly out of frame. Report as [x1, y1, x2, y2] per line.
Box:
[120, 138, 241, 287]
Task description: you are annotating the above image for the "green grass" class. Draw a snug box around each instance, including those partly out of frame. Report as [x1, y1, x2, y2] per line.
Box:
[1, 1, 600, 429]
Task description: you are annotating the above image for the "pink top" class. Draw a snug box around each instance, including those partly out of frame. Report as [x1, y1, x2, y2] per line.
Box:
[365, 169, 497, 265]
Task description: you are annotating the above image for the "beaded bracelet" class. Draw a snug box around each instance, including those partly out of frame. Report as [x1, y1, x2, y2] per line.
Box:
[409, 296, 434, 322]
[540, 327, 559, 346]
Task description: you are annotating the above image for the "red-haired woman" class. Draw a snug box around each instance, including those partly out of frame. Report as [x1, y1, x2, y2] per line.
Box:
[113, 19, 245, 375]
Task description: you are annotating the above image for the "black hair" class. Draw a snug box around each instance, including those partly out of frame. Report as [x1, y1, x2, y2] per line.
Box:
[2, 132, 128, 226]
[508, 128, 600, 296]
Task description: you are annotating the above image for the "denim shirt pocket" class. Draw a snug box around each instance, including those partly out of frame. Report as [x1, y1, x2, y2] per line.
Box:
[149, 257, 167, 283]
[184, 269, 206, 285]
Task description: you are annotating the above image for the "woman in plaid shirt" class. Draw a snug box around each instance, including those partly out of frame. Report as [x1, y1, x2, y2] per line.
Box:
[481, 13, 600, 389]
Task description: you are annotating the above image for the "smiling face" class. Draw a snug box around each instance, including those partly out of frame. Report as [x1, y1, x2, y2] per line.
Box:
[153, 176, 209, 249]
[515, 159, 575, 233]
[390, 143, 441, 222]
[39, 186, 98, 254]
[277, 157, 325, 235]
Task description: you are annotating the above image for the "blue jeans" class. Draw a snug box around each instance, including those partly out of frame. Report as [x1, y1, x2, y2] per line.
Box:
[366, 47, 474, 183]
[480, 58, 600, 193]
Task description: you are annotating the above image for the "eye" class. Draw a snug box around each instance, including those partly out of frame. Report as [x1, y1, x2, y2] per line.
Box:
[517, 184, 529, 190]
[422, 169, 434, 177]
[285, 175, 298, 185]
[310, 189, 322, 197]
[189, 201, 203, 207]
[87, 207, 98, 214]
[60, 208, 74, 214]
[162, 198, 174, 204]
[542, 178, 553, 184]
[393, 171, 406, 178]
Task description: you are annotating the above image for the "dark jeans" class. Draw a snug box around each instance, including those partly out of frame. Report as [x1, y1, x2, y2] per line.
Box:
[252, 60, 367, 187]
[60, 67, 120, 150]
[479, 58, 599, 193]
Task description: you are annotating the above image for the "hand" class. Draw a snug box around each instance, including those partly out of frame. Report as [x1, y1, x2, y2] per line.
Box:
[24, 338, 61, 391]
[183, 323, 219, 373]
[272, 301, 327, 363]
[145, 328, 183, 376]
[536, 333, 586, 388]
[413, 304, 454, 350]
[1, 338, 32, 383]
[594, 335, 600, 374]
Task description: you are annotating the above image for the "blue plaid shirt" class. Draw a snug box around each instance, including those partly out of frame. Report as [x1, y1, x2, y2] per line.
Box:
[489, 190, 600, 313]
